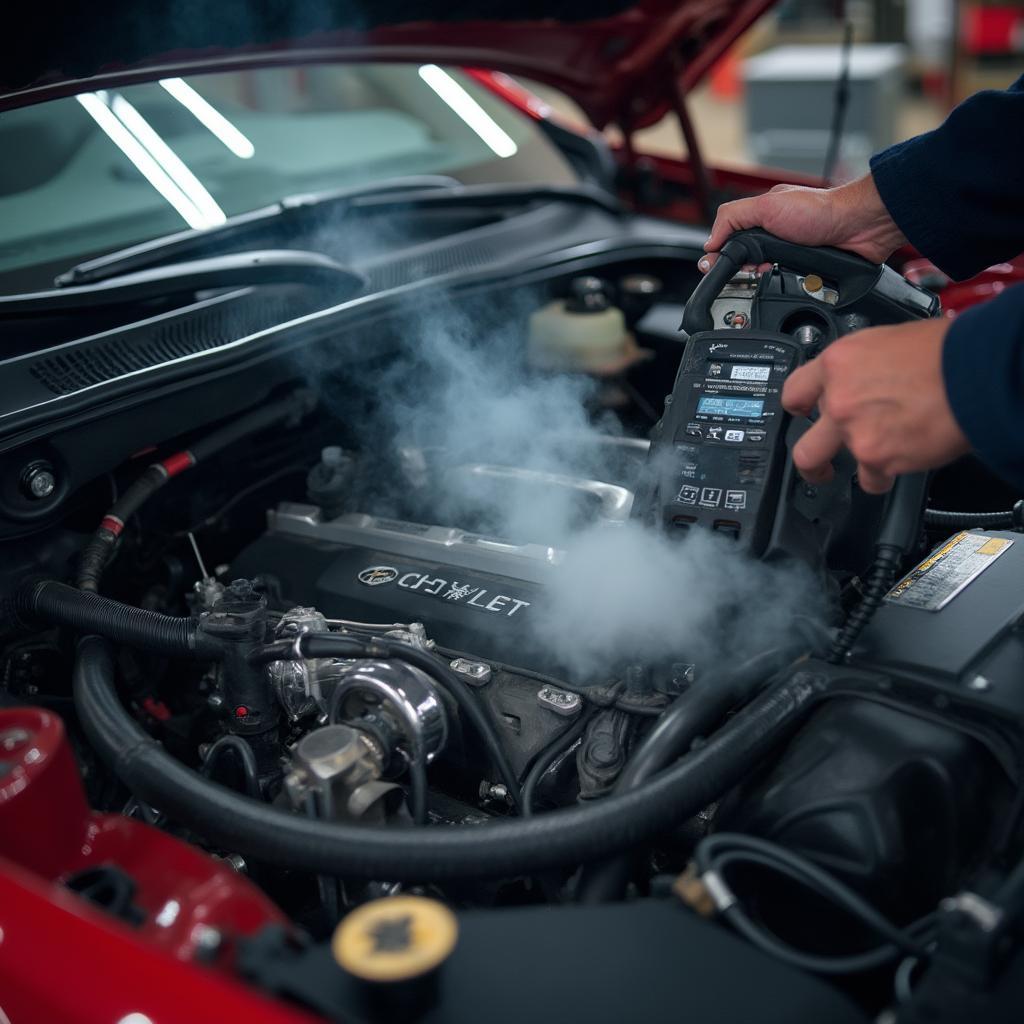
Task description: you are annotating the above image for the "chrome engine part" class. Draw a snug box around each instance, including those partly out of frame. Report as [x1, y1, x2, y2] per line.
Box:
[330, 659, 448, 767]
[284, 723, 402, 823]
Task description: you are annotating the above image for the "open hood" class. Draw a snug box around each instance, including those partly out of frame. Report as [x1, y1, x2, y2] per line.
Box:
[2, 0, 774, 128]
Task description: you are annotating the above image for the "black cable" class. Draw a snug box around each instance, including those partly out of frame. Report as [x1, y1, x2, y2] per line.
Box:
[178, 465, 308, 536]
[200, 733, 261, 800]
[828, 544, 901, 663]
[521, 711, 595, 817]
[693, 833, 934, 975]
[829, 472, 929, 664]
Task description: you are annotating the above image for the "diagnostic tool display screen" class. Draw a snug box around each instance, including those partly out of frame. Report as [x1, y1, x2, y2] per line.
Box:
[729, 364, 771, 382]
[697, 396, 765, 419]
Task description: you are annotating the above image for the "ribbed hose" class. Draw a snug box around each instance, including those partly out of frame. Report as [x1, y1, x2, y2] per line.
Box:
[18, 581, 220, 660]
[74, 637, 818, 881]
[924, 508, 1016, 530]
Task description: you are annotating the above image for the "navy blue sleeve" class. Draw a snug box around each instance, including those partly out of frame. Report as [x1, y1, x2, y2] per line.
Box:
[943, 283, 1024, 490]
[869, 74, 1024, 282]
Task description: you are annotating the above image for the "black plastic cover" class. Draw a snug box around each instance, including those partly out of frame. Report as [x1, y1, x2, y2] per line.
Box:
[718, 697, 1002, 920]
[238, 900, 869, 1024]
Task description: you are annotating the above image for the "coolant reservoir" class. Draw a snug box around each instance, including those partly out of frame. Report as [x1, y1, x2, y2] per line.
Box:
[528, 276, 644, 375]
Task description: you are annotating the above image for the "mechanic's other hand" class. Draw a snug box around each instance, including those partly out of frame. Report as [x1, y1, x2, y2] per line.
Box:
[698, 174, 907, 273]
[781, 319, 970, 495]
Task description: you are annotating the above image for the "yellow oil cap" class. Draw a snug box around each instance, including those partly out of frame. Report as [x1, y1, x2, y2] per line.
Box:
[332, 895, 458, 984]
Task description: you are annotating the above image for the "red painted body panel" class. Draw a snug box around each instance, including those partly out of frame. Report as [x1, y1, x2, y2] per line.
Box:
[0, 862, 316, 1024]
[0, 708, 306, 1021]
[904, 258, 1024, 318]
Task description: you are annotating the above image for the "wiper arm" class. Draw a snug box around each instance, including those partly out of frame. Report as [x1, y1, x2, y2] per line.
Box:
[0, 250, 365, 317]
[56, 178, 619, 288]
[57, 175, 463, 287]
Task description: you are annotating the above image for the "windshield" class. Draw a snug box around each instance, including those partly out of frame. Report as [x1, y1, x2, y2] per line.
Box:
[0, 64, 574, 287]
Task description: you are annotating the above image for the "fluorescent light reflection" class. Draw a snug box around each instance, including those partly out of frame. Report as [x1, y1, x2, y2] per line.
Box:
[76, 92, 209, 229]
[159, 77, 255, 159]
[418, 64, 518, 159]
[110, 94, 225, 226]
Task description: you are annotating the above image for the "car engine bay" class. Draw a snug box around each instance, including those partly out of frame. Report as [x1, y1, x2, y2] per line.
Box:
[3, 229, 1024, 1023]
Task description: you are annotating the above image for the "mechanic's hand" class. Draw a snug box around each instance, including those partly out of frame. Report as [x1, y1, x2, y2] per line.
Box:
[781, 318, 970, 494]
[699, 174, 907, 273]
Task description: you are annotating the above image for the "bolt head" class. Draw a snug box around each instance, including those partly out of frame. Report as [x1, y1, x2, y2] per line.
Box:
[21, 462, 56, 500]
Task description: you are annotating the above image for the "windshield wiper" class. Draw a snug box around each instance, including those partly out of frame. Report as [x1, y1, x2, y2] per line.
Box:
[55, 178, 620, 288]
[0, 250, 365, 317]
[56, 175, 464, 287]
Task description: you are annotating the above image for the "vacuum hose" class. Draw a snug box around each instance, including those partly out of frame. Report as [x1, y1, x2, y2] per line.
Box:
[74, 637, 818, 881]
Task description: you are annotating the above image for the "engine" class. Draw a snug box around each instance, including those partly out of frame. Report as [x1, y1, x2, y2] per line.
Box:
[4, 257, 1024, 1024]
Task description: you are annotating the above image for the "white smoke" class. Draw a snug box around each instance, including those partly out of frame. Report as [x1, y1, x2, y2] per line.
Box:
[316, 288, 822, 680]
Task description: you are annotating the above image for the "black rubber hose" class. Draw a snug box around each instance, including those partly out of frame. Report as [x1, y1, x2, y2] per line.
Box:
[200, 734, 261, 799]
[521, 710, 595, 817]
[618, 648, 791, 793]
[78, 465, 169, 592]
[76, 389, 314, 591]
[75, 636, 817, 881]
[577, 648, 793, 902]
[261, 634, 522, 812]
[924, 508, 1015, 530]
[18, 581, 220, 660]
[187, 392, 314, 462]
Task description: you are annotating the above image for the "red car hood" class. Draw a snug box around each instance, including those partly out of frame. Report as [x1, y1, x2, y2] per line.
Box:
[1, 0, 773, 128]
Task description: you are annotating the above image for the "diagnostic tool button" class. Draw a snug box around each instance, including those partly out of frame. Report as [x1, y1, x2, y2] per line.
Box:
[713, 520, 742, 540]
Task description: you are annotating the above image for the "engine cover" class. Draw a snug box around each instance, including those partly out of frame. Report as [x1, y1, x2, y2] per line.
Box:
[232, 503, 558, 671]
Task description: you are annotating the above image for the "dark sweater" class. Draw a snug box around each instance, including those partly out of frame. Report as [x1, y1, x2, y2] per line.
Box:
[869, 73, 1024, 489]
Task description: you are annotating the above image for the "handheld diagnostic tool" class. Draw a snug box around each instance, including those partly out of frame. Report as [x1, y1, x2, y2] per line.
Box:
[640, 229, 940, 565]
[656, 332, 801, 553]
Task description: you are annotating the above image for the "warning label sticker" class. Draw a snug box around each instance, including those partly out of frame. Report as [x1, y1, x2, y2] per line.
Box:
[885, 531, 1013, 612]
